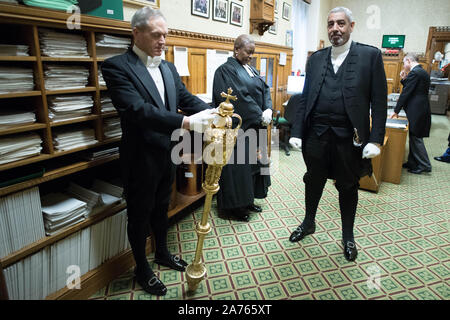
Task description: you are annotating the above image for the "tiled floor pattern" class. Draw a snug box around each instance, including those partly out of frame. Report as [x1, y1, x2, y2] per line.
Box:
[90, 115, 450, 300]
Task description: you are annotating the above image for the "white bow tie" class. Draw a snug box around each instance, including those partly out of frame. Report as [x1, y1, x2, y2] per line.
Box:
[147, 56, 162, 68]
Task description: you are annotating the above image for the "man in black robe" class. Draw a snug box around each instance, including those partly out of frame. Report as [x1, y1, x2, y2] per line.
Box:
[212, 34, 273, 221]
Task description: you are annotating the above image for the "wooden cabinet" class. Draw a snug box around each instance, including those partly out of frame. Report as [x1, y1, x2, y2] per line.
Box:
[425, 27, 450, 74]
[250, 0, 275, 35]
[383, 55, 403, 94]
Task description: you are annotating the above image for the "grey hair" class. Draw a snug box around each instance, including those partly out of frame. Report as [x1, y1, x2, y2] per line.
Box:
[234, 34, 255, 50]
[131, 6, 166, 29]
[404, 53, 419, 62]
[328, 7, 354, 23]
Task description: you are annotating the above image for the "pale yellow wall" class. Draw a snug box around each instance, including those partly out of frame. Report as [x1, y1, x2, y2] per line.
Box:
[123, 0, 293, 47]
[319, 0, 450, 53]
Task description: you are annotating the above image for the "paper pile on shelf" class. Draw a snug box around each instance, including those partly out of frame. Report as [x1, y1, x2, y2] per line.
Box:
[41, 192, 88, 236]
[98, 68, 106, 86]
[95, 34, 131, 59]
[48, 94, 93, 122]
[44, 64, 89, 90]
[103, 117, 121, 139]
[0, 44, 29, 56]
[0, 187, 46, 258]
[81, 146, 119, 161]
[39, 28, 88, 58]
[0, 66, 34, 94]
[53, 126, 98, 151]
[0, 132, 42, 165]
[3, 209, 130, 299]
[101, 95, 115, 113]
[0, 109, 36, 126]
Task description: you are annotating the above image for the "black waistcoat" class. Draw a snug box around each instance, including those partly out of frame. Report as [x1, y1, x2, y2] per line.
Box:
[311, 54, 353, 138]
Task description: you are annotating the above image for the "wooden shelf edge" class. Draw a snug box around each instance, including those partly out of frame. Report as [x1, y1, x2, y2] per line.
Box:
[0, 91, 41, 99]
[41, 57, 94, 62]
[168, 191, 206, 218]
[49, 115, 100, 127]
[0, 56, 37, 61]
[0, 123, 47, 136]
[45, 87, 97, 95]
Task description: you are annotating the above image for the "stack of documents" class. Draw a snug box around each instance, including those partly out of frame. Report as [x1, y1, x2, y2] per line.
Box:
[22, 0, 77, 11]
[0, 132, 42, 165]
[0, 109, 36, 126]
[98, 69, 106, 86]
[0, 67, 34, 94]
[0, 187, 45, 258]
[386, 118, 408, 129]
[95, 34, 131, 59]
[81, 146, 119, 161]
[0, 44, 29, 56]
[41, 192, 88, 236]
[47, 94, 93, 122]
[39, 28, 88, 58]
[101, 95, 115, 113]
[44, 64, 89, 90]
[103, 117, 121, 139]
[53, 126, 98, 151]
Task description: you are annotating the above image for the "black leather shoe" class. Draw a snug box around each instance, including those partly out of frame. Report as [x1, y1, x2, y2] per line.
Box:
[155, 255, 187, 271]
[289, 224, 315, 242]
[434, 156, 450, 163]
[134, 269, 167, 296]
[342, 240, 358, 261]
[247, 204, 262, 213]
[408, 167, 431, 174]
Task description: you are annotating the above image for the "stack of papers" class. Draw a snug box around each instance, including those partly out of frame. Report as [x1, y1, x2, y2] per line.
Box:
[39, 28, 88, 58]
[0, 187, 45, 258]
[47, 94, 93, 122]
[0, 44, 29, 56]
[41, 192, 88, 236]
[101, 95, 115, 113]
[103, 117, 121, 139]
[44, 64, 89, 90]
[98, 69, 106, 86]
[53, 127, 98, 151]
[0, 109, 36, 126]
[22, 0, 77, 11]
[95, 34, 131, 59]
[386, 118, 408, 129]
[81, 146, 119, 161]
[0, 132, 42, 165]
[0, 67, 34, 94]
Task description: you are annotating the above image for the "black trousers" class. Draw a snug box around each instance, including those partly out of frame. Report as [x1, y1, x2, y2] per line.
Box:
[125, 149, 175, 272]
[302, 129, 361, 240]
[407, 132, 432, 171]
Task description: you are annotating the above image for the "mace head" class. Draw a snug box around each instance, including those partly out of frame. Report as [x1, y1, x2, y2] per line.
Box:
[218, 88, 237, 116]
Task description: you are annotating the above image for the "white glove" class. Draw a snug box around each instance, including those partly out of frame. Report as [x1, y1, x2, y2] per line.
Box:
[362, 143, 380, 159]
[188, 108, 215, 133]
[261, 109, 273, 126]
[289, 137, 302, 150]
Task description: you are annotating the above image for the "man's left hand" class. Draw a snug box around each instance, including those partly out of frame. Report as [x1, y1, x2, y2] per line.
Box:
[390, 112, 399, 119]
[362, 143, 381, 159]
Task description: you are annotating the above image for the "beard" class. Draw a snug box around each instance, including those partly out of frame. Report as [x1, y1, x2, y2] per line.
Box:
[330, 33, 346, 46]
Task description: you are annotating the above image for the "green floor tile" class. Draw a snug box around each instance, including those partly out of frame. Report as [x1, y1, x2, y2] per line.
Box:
[237, 233, 257, 244]
[393, 272, 423, 289]
[237, 288, 263, 300]
[206, 261, 228, 278]
[389, 292, 416, 300]
[295, 260, 319, 275]
[283, 279, 309, 296]
[267, 252, 289, 266]
[314, 289, 339, 300]
[411, 268, 441, 285]
[132, 290, 158, 300]
[411, 287, 441, 300]
[231, 271, 257, 289]
[219, 235, 238, 247]
[315, 257, 337, 272]
[261, 283, 287, 299]
[226, 258, 248, 273]
[209, 276, 233, 294]
[304, 274, 328, 291]
[248, 255, 271, 269]
[254, 269, 277, 285]
[429, 283, 450, 299]
[160, 285, 182, 300]
[274, 265, 298, 281]
[106, 293, 132, 300]
[242, 243, 263, 256]
[342, 266, 367, 283]
[335, 285, 364, 300]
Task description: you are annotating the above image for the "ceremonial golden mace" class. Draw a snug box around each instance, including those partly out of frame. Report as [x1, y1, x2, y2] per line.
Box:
[186, 88, 242, 292]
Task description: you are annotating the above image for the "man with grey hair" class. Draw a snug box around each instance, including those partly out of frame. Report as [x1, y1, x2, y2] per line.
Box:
[289, 7, 387, 261]
[391, 53, 432, 174]
[102, 7, 214, 296]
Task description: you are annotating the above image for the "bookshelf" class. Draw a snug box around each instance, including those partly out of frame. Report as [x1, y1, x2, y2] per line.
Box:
[0, 3, 204, 300]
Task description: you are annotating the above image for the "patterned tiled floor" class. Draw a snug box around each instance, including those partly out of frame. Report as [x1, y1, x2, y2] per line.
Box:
[90, 115, 450, 300]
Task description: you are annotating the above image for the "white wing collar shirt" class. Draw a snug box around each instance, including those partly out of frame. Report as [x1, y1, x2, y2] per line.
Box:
[132, 45, 165, 104]
[330, 36, 352, 74]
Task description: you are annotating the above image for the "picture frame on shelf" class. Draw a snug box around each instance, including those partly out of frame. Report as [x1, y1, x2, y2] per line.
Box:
[213, 0, 228, 23]
[192, 0, 210, 19]
[282, 2, 291, 21]
[230, 2, 243, 27]
[269, 18, 277, 35]
[123, 0, 159, 8]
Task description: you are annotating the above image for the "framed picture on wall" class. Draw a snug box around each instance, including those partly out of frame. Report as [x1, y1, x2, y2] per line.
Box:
[230, 2, 243, 26]
[213, 0, 228, 22]
[286, 30, 293, 47]
[275, 0, 279, 14]
[282, 2, 291, 21]
[123, 0, 159, 8]
[192, 0, 210, 19]
[268, 18, 277, 35]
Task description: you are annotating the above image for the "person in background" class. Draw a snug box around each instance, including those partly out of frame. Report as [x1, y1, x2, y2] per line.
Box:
[391, 53, 432, 174]
[288, 7, 387, 261]
[434, 133, 450, 163]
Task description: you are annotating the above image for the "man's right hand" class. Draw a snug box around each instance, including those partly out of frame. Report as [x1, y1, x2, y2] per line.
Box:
[289, 137, 302, 150]
[186, 109, 215, 133]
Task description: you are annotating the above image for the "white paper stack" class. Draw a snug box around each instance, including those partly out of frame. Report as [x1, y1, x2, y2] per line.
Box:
[92, 179, 124, 199]
[81, 146, 119, 161]
[41, 192, 88, 236]
[52, 127, 98, 151]
[95, 34, 131, 59]
[0, 44, 29, 56]
[44, 64, 89, 90]
[39, 28, 88, 58]
[101, 95, 115, 113]
[47, 94, 93, 122]
[0, 187, 45, 258]
[0, 67, 34, 94]
[103, 117, 121, 139]
[0, 132, 42, 165]
[98, 68, 106, 86]
[0, 109, 36, 126]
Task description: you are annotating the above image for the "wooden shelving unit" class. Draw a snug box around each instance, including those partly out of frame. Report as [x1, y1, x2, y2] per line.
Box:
[0, 3, 205, 300]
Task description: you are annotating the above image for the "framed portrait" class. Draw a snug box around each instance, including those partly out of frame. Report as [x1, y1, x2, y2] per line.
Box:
[123, 0, 159, 8]
[286, 30, 293, 47]
[213, 0, 228, 23]
[268, 18, 277, 35]
[230, 2, 243, 26]
[274, 0, 279, 14]
[282, 2, 291, 21]
[192, 0, 210, 19]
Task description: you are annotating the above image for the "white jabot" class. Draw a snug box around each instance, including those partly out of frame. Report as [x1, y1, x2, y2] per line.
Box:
[133, 45, 165, 104]
[331, 37, 352, 73]
[243, 64, 255, 77]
